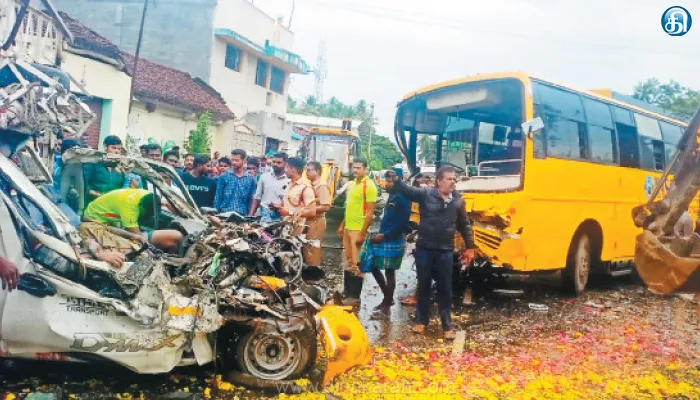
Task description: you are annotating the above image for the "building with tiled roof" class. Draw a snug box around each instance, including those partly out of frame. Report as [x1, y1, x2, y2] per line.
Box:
[55, 11, 239, 153]
[122, 53, 234, 122]
[58, 11, 125, 70]
[58, 11, 132, 149]
[52, 0, 310, 156]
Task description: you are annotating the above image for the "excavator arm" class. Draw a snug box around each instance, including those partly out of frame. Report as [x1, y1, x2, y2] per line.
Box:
[632, 107, 700, 294]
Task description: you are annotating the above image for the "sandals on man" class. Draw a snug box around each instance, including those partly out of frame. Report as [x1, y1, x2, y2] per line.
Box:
[443, 330, 456, 341]
[411, 324, 426, 335]
[401, 295, 417, 306]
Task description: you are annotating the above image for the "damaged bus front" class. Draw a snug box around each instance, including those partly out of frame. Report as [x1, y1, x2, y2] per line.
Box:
[395, 73, 530, 277]
[396, 72, 691, 294]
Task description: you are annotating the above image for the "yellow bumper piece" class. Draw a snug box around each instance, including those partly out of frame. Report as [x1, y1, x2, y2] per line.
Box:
[247, 275, 287, 291]
[316, 305, 373, 386]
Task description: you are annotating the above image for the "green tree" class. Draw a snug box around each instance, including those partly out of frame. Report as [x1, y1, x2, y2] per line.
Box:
[185, 111, 212, 155]
[124, 133, 143, 157]
[418, 134, 437, 164]
[358, 122, 403, 170]
[287, 97, 298, 112]
[633, 78, 700, 120]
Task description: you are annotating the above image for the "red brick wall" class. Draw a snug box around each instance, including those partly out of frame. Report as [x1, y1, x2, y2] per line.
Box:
[83, 98, 103, 149]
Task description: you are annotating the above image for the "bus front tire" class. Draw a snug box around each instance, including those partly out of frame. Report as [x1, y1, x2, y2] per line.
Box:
[563, 232, 592, 295]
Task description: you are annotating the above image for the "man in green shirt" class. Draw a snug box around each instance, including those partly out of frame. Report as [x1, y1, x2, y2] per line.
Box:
[85, 135, 126, 203]
[83, 188, 183, 252]
[336, 158, 378, 304]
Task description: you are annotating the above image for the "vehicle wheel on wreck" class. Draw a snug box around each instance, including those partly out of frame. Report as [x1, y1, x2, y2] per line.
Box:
[219, 322, 317, 381]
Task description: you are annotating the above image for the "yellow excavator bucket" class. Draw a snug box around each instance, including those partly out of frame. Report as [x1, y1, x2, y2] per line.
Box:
[635, 231, 700, 294]
[315, 305, 373, 386]
[632, 107, 700, 295]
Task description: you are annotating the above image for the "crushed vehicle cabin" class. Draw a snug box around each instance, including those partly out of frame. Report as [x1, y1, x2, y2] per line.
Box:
[0, 147, 373, 386]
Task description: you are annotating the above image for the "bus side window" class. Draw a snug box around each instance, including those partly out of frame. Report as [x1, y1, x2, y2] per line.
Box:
[582, 97, 618, 164]
[533, 82, 587, 161]
[532, 109, 547, 159]
[660, 121, 684, 174]
[634, 113, 665, 171]
[612, 106, 640, 169]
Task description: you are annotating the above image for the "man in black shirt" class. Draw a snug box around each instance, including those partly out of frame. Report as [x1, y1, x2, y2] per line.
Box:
[181, 154, 217, 208]
[388, 166, 477, 341]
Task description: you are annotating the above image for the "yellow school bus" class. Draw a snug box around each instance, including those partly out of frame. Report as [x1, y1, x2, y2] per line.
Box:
[394, 72, 691, 294]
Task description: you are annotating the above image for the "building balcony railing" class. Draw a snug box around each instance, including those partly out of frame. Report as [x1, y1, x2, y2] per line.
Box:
[264, 41, 311, 74]
[0, 0, 63, 65]
[215, 28, 310, 74]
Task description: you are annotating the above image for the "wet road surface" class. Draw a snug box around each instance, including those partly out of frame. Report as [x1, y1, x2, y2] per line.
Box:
[1, 214, 699, 399]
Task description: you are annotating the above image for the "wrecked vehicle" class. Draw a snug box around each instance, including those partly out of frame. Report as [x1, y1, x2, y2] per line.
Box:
[0, 1, 372, 388]
[0, 147, 372, 386]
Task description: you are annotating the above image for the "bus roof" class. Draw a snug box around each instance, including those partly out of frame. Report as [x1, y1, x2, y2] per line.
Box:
[400, 72, 530, 101]
[399, 72, 688, 126]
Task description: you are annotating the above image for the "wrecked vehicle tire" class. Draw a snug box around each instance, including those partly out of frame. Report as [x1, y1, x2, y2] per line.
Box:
[220, 322, 317, 381]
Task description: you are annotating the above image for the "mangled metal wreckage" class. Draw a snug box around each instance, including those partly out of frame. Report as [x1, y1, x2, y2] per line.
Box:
[0, 148, 372, 387]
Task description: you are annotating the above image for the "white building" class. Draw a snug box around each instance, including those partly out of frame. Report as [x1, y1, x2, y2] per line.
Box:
[1, 2, 132, 151]
[58, 12, 131, 150]
[211, 0, 310, 156]
[51, 0, 310, 156]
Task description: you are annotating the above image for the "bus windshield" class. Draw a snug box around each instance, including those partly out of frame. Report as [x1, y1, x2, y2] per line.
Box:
[396, 79, 525, 178]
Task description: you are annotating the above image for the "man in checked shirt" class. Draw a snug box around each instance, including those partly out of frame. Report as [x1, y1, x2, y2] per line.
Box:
[214, 149, 257, 216]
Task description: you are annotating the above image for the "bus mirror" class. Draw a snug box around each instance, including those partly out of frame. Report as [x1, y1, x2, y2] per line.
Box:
[521, 117, 545, 137]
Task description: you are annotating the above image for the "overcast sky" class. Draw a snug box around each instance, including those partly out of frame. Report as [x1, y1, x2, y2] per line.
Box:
[253, 0, 699, 136]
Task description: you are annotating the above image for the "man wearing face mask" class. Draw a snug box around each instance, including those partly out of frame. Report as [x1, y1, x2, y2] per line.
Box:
[387, 166, 477, 341]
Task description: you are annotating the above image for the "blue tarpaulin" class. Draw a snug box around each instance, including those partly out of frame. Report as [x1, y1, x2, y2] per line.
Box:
[291, 132, 303, 140]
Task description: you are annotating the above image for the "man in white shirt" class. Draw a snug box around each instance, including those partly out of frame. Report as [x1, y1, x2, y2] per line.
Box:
[248, 153, 289, 223]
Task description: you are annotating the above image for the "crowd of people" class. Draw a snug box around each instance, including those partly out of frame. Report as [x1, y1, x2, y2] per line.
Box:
[0, 134, 481, 342]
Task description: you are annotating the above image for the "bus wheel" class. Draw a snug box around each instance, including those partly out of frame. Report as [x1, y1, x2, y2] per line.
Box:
[563, 232, 591, 295]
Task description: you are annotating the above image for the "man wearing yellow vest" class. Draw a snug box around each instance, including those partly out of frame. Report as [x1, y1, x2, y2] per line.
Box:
[336, 159, 378, 305]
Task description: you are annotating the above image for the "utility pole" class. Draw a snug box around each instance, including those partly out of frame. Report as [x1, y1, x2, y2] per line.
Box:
[368, 103, 374, 161]
[128, 0, 149, 114]
[288, 0, 295, 29]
